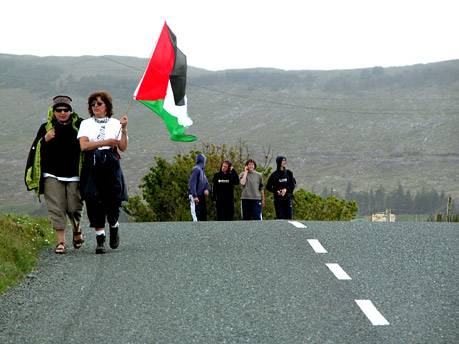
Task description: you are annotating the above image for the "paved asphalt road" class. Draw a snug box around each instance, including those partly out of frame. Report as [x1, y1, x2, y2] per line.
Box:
[0, 221, 457, 343]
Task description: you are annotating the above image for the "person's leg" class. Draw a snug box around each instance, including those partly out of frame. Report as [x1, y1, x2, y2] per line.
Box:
[216, 201, 224, 221]
[254, 200, 262, 220]
[285, 197, 293, 220]
[241, 199, 251, 220]
[85, 198, 107, 254]
[66, 182, 84, 248]
[229, 200, 235, 221]
[274, 198, 283, 219]
[105, 198, 121, 249]
[197, 195, 207, 221]
[189, 195, 198, 222]
[44, 178, 68, 253]
[223, 201, 234, 221]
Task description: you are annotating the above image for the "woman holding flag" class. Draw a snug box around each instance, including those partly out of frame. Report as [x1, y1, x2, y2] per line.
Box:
[77, 91, 129, 254]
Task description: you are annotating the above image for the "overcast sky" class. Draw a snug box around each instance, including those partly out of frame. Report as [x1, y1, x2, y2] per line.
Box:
[2, 0, 458, 71]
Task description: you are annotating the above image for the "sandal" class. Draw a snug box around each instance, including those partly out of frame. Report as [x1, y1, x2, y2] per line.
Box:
[55, 242, 66, 254]
[73, 231, 84, 249]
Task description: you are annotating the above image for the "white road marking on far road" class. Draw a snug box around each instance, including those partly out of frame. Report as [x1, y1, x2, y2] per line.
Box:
[355, 300, 390, 326]
[325, 263, 352, 280]
[288, 220, 307, 228]
[307, 239, 328, 253]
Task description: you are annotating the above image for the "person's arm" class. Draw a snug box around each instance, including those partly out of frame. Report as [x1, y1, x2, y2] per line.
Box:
[287, 171, 296, 194]
[117, 129, 128, 152]
[79, 137, 119, 151]
[230, 169, 239, 185]
[117, 115, 128, 152]
[240, 167, 248, 185]
[259, 175, 265, 207]
[189, 169, 199, 201]
[44, 127, 55, 142]
[203, 175, 210, 197]
[266, 173, 275, 193]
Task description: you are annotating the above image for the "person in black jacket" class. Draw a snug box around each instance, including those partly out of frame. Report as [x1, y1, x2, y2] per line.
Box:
[25, 95, 84, 254]
[266, 156, 296, 219]
[212, 160, 239, 220]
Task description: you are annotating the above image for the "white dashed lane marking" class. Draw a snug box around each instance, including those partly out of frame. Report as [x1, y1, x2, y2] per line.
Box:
[355, 300, 390, 326]
[285, 222, 390, 326]
[288, 220, 307, 228]
[307, 239, 328, 253]
[325, 263, 352, 280]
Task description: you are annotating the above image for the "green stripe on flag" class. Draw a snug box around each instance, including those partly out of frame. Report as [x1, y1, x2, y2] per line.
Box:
[139, 100, 197, 142]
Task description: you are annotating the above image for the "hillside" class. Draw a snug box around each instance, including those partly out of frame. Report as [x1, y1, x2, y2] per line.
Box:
[0, 54, 458, 212]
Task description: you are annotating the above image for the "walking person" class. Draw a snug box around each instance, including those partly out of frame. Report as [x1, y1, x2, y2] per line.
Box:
[266, 156, 296, 219]
[212, 160, 239, 220]
[239, 159, 265, 220]
[25, 95, 84, 254]
[77, 91, 128, 254]
[188, 153, 210, 221]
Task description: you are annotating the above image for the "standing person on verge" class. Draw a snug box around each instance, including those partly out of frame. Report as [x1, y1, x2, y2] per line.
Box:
[25, 95, 84, 254]
[266, 156, 296, 219]
[239, 159, 265, 220]
[189, 153, 210, 221]
[212, 160, 239, 220]
[77, 91, 128, 254]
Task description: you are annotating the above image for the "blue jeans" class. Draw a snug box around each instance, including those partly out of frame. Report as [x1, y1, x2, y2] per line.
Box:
[241, 199, 262, 220]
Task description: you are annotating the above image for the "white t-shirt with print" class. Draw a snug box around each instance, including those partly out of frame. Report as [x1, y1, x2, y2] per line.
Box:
[77, 117, 123, 150]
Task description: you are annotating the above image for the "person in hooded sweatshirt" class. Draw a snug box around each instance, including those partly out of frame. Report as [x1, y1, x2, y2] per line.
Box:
[266, 156, 296, 219]
[188, 153, 210, 221]
[212, 160, 240, 220]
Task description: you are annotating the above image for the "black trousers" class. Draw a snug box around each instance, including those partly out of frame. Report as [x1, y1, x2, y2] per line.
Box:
[86, 198, 120, 228]
[80, 149, 125, 228]
[216, 200, 234, 221]
[274, 196, 293, 220]
[241, 199, 262, 220]
[192, 195, 207, 221]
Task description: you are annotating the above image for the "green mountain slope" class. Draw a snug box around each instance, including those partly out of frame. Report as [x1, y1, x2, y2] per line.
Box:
[1, 54, 458, 212]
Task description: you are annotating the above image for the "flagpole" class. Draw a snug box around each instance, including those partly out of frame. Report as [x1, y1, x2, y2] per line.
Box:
[124, 95, 133, 116]
[116, 96, 133, 139]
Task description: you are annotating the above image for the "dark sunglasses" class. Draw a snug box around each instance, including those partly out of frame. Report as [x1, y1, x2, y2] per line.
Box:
[91, 101, 104, 107]
[54, 108, 70, 113]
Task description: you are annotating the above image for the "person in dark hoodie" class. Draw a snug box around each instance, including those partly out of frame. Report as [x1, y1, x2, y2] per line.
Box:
[212, 160, 240, 220]
[266, 156, 296, 219]
[188, 153, 210, 221]
[25, 95, 84, 254]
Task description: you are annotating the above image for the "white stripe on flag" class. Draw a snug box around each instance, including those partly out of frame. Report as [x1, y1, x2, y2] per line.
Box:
[325, 263, 352, 280]
[163, 81, 192, 127]
[355, 300, 390, 326]
[288, 220, 307, 228]
[307, 239, 328, 253]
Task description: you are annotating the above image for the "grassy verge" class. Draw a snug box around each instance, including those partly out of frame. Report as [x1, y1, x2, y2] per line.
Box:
[0, 214, 54, 294]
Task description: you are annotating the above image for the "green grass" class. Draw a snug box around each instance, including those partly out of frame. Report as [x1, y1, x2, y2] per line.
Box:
[0, 214, 54, 294]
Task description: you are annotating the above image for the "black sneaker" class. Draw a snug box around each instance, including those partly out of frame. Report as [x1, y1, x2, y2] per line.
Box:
[95, 234, 106, 254]
[109, 225, 119, 249]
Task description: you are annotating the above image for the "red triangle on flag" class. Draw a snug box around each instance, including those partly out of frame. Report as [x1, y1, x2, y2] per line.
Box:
[135, 23, 175, 101]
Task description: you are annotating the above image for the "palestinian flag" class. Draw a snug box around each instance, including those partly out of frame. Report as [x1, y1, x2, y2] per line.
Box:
[134, 22, 197, 142]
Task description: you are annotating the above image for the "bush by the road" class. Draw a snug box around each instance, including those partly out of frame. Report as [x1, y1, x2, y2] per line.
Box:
[123, 143, 358, 221]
